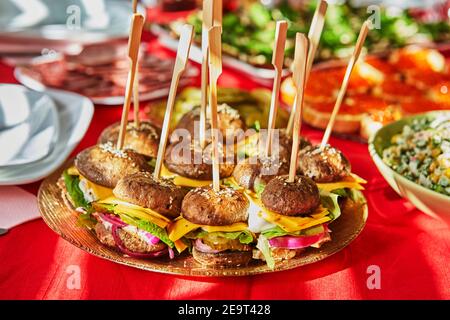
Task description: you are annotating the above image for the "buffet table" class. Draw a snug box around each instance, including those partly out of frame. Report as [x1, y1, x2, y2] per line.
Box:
[0, 33, 449, 300]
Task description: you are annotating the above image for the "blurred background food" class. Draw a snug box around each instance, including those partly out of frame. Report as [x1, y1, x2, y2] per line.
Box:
[280, 45, 450, 140]
[160, 0, 450, 68]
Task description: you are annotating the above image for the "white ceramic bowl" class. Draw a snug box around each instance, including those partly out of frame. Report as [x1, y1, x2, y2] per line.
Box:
[369, 111, 450, 225]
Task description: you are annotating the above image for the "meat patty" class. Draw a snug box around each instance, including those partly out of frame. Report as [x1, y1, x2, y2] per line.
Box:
[75, 143, 152, 188]
[181, 186, 249, 226]
[98, 120, 160, 158]
[164, 141, 235, 180]
[95, 222, 167, 253]
[113, 172, 187, 218]
[297, 145, 351, 183]
[261, 175, 320, 216]
[192, 247, 252, 267]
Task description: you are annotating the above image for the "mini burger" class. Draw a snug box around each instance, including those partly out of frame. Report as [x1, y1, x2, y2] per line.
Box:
[158, 104, 246, 188]
[297, 144, 367, 192]
[168, 186, 254, 267]
[98, 120, 160, 158]
[249, 175, 339, 269]
[60, 142, 152, 215]
[92, 172, 189, 258]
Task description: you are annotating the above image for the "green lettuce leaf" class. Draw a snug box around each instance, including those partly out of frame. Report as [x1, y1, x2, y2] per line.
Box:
[94, 203, 175, 248]
[320, 190, 341, 221]
[63, 170, 90, 209]
[254, 181, 266, 197]
[256, 235, 275, 270]
[188, 230, 254, 244]
[119, 214, 175, 248]
[331, 188, 349, 197]
[261, 224, 326, 239]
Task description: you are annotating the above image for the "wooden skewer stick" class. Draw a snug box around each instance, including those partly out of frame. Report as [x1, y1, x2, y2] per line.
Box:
[153, 25, 194, 180]
[199, 0, 214, 149]
[265, 20, 287, 157]
[132, 0, 141, 128]
[117, 13, 145, 150]
[320, 21, 369, 149]
[288, 34, 309, 183]
[208, 26, 222, 191]
[286, 0, 327, 135]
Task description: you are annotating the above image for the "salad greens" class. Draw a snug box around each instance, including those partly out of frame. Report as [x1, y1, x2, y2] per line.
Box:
[382, 115, 450, 196]
[182, 1, 449, 67]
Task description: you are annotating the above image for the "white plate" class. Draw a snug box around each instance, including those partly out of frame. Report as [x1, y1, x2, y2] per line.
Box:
[0, 0, 145, 47]
[14, 54, 199, 106]
[0, 88, 93, 185]
[0, 84, 60, 166]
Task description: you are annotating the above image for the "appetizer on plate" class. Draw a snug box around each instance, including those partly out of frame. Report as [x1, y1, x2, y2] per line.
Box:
[98, 120, 161, 158]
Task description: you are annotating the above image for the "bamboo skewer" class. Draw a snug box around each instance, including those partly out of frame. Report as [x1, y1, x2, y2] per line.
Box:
[320, 21, 369, 149]
[286, 0, 327, 135]
[132, 0, 140, 128]
[199, 0, 214, 149]
[153, 25, 194, 180]
[265, 20, 287, 157]
[288, 34, 309, 183]
[117, 13, 145, 150]
[208, 26, 222, 192]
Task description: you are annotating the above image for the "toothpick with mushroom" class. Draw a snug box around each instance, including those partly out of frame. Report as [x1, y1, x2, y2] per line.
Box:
[117, 12, 145, 149]
[153, 25, 194, 180]
[132, 0, 141, 128]
[287, 0, 327, 135]
[199, 0, 214, 149]
[288, 34, 309, 183]
[320, 21, 369, 149]
[265, 20, 288, 157]
[208, 26, 222, 191]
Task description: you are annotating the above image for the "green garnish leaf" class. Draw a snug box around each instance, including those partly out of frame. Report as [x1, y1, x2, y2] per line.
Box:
[63, 170, 90, 209]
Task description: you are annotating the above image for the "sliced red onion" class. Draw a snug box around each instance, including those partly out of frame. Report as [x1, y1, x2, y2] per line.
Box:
[194, 238, 220, 253]
[168, 247, 175, 260]
[145, 232, 160, 245]
[268, 232, 325, 249]
[111, 225, 167, 259]
[97, 212, 127, 227]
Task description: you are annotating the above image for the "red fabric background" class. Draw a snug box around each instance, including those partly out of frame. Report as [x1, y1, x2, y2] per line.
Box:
[0, 32, 449, 300]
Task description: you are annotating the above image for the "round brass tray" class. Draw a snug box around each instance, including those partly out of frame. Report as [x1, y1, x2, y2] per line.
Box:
[38, 161, 368, 277]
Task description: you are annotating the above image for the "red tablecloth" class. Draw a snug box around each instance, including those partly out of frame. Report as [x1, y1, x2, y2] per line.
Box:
[0, 35, 449, 300]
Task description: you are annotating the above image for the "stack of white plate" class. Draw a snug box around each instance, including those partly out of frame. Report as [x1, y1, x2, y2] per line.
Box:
[0, 84, 93, 185]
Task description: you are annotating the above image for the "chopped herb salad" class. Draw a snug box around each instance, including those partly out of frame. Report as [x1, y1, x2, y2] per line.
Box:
[382, 114, 450, 196]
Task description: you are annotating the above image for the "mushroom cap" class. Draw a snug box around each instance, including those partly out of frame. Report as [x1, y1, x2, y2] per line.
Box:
[113, 172, 188, 218]
[261, 175, 320, 216]
[298, 144, 351, 183]
[98, 120, 160, 158]
[181, 186, 249, 226]
[74, 143, 152, 188]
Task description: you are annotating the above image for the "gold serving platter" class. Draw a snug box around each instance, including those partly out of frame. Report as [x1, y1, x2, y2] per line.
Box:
[38, 161, 368, 277]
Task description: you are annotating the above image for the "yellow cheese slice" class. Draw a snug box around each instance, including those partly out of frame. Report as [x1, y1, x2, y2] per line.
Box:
[67, 166, 79, 175]
[168, 217, 248, 242]
[160, 165, 212, 188]
[317, 173, 367, 192]
[245, 193, 331, 233]
[174, 240, 188, 253]
[201, 222, 248, 233]
[67, 166, 113, 200]
[98, 197, 171, 229]
[80, 175, 114, 200]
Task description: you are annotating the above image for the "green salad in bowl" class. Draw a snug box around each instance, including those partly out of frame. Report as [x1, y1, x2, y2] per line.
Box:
[369, 111, 450, 222]
[382, 116, 450, 196]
